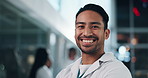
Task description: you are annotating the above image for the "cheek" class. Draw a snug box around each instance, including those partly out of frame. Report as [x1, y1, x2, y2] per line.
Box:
[75, 33, 79, 42]
[75, 31, 78, 39]
[94, 31, 102, 36]
[74, 35, 77, 40]
[75, 30, 81, 38]
[95, 31, 105, 39]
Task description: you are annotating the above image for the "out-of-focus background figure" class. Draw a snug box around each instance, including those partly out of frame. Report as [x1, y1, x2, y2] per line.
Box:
[68, 48, 77, 60]
[29, 48, 53, 78]
[65, 47, 79, 66]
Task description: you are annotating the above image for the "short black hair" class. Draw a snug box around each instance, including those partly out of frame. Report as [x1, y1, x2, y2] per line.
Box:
[69, 47, 76, 52]
[76, 4, 109, 29]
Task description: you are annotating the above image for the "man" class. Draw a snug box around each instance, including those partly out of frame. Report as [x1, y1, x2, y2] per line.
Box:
[56, 4, 132, 78]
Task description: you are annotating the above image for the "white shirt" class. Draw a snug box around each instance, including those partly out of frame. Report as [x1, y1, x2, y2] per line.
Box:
[36, 65, 53, 78]
[56, 53, 132, 78]
[79, 64, 91, 77]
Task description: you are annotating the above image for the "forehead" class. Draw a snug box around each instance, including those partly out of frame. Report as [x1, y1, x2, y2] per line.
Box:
[76, 10, 103, 21]
[76, 10, 103, 23]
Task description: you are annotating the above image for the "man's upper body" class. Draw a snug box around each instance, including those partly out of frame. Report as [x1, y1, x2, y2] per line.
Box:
[56, 53, 132, 78]
[56, 4, 132, 78]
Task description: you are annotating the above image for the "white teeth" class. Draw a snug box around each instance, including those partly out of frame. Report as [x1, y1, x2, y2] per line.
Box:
[83, 40, 93, 43]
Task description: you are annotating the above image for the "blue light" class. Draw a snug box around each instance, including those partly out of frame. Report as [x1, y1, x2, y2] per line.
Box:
[117, 46, 131, 62]
[119, 46, 126, 55]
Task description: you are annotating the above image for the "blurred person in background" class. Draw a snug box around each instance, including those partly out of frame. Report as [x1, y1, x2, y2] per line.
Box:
[29, 48, 53, 78]
[65, 47, 79, 66]
[56, 4, 132, 78]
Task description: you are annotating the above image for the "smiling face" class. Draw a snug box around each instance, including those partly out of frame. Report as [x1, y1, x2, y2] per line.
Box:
[75, 10, 110, 54]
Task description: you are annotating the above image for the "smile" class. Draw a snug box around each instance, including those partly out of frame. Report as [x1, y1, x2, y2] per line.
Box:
[80, 39, 97, 43]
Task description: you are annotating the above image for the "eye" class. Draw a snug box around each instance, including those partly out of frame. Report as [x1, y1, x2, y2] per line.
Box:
[77, 26, 85, 29]
[91, 26, 99, 29]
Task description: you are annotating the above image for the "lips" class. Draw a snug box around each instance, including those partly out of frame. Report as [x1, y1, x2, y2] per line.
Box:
[82, 40, 93, 43]
[79, 36, 98, 43]
[80, 39, 96, 43]
[78, 36, 98, 47]
[79, 38, 96, 47]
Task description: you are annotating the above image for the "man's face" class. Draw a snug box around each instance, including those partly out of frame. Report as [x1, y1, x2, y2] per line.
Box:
[75, 10, 110, 54]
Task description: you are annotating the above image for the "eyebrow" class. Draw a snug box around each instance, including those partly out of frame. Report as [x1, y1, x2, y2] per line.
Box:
[76, 22, 101, 25]
[76, 22, 86, 25]
[90, 22, 101, 25]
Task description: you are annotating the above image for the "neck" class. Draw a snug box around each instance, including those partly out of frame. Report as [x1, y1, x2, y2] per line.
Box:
[81, 51, 105, 65]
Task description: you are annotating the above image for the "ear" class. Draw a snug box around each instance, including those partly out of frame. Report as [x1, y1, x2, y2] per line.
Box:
[104, 29, 110, 39]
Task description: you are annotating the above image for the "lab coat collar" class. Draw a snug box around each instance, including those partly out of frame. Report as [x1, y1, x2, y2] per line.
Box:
[70, 52, 115, 78]
[99, 52, 116, 62]
[83, 52, 116, 77]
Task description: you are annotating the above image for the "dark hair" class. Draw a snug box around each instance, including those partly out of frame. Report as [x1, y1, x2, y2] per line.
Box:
[29, 48, 48, 78]
[76, 4, 109, 29]
[69, 47, 76, 52]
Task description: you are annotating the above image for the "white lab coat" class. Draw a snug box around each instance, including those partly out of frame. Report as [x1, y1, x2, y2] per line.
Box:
[56, 53, 132, 78]
[36, 65, 53, 78]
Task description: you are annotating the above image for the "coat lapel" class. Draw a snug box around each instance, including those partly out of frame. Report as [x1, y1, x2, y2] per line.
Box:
[71, 58, 82, 78]
[82, 59, 101, 77]
[82, 53, 115, 77]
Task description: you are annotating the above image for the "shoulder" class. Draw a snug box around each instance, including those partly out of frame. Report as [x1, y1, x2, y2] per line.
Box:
[101, 53, 129, 70]
[36, 66, 53, 78]
[36, 66, 44, 74]
[98, 53, 132, 78]
[36, 66, 44, 78]
[56, 64, 73, 78]
[104, 59, 129, 71]
[101, 58, 132, 78]
[56, 57, 82, 78]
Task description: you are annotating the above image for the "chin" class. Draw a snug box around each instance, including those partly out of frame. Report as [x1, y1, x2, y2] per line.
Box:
[82, 50, 96, 54]
[80, 47, 97, 54]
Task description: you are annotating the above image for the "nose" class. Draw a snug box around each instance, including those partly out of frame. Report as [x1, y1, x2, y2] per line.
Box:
[84, 27, 92, 36]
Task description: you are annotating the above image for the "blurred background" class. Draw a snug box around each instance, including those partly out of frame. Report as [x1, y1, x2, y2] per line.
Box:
[0, 0, 148, 78]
